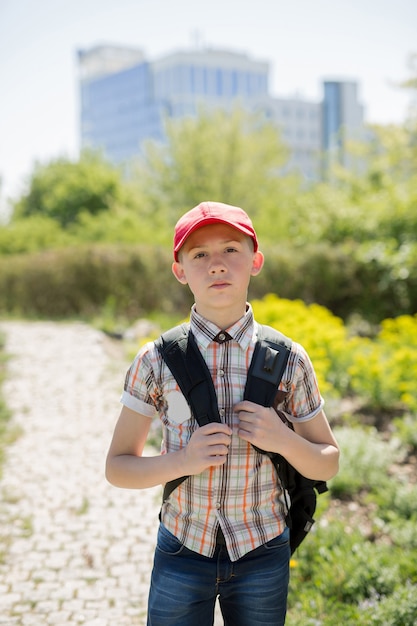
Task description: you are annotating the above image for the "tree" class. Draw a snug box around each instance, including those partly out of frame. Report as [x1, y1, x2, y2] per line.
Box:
[131, 107, 302, 242]
[12, 150, 130, 227]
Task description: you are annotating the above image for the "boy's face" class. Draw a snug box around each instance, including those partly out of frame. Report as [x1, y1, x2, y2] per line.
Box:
[172, 223, 264, 325]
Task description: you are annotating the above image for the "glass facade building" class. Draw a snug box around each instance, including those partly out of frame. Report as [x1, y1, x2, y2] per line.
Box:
[322, 80, 364, 172]
[78, 45, 364, 180]
[79, 47, 162, 162]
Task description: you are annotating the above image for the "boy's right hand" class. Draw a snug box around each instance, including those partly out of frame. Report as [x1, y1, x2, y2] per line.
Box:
[183, 423, 232, 475]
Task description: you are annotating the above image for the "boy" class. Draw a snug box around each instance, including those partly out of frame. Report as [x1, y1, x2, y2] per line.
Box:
[106, 201, 339, 626]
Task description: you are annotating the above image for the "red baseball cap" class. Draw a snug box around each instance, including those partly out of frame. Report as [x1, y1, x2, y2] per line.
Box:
[173, 201, 258, 261]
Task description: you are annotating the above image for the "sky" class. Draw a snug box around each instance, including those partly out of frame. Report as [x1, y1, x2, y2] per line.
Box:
[0, 0, 416, 206]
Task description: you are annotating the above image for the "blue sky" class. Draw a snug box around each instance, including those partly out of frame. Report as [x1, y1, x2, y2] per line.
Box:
[0, 0, 416, 206]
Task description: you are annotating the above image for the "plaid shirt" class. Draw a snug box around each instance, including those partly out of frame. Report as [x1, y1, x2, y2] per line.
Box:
[121, 305, 324, 561]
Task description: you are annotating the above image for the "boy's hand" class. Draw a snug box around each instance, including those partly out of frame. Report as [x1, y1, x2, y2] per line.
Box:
[183, 423, 232, 475]
[235, 400, 286, 452]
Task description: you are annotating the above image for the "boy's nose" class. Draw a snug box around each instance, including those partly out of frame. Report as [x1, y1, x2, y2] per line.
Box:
[209, 257, 226, 273]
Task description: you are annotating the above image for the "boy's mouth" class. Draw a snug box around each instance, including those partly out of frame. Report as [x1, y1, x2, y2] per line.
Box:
[210, 281, 230, 289]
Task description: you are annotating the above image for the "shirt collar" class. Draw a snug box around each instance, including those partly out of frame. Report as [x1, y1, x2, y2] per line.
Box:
[190, 304, 255, 351]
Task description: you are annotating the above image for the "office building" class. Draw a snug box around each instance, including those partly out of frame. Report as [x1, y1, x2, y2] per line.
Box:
[78, 44, 364, 180]
[322, 80, 365, 173]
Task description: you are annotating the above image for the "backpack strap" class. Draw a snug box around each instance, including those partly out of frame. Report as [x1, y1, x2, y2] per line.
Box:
[244, 324, 292, 411]
[155, 323, 222, 503]
[155, 323, 221, 428]
[244, 325, 328, 552]
[242, 325, 293, 517]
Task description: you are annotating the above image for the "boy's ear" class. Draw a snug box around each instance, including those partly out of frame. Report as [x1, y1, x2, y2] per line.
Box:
[251, 251, 264, 276]
[172, 261, 188, 284]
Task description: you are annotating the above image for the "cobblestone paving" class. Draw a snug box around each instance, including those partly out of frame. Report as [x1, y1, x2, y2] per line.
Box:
[0, 321, 164, 625]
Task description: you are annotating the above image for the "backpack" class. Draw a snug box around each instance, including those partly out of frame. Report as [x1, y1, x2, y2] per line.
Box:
[155, 323, 328, 554]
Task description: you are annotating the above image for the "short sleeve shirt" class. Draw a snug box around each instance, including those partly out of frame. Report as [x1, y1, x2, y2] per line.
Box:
[121, 305, 324, 561]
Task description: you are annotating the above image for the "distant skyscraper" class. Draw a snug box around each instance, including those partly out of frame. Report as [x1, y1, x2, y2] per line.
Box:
[78, 46, 160, 163]
[152, 48, 269, 115]
[322, 80, 365, 174]
[78, 45, 364, 180]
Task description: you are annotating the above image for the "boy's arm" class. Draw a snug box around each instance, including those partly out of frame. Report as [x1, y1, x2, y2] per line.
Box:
[236, 403, 339, 481]
[105, 405, 232, 489]
[288, 409, 339, 480]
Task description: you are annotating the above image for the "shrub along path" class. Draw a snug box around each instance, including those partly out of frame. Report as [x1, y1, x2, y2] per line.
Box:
[0, 321, 172, 625]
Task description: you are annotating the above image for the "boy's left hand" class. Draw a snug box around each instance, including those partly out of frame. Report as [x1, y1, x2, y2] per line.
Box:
[235, 400, 287, 453]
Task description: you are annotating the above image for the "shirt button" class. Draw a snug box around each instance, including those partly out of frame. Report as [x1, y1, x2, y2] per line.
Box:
[218, 332, 226, 341]
[218, 369, 225, 377]
[219, 409, 225, 418]
[215, 502, 221, 509]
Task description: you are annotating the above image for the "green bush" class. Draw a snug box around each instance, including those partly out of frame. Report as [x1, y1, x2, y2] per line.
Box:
[361, 583, 417, 626]
[1, 237, 417, 324]
[12, 151, 130, 227]
[287, 518, 416, 624]
[0, 245, 192, 319]
[329, 426, 402, 497]
[252, 240, 417, 323]
[0, 215, 73, 254]
[372, 481, 417, 550]
[393, 414, 417, 452]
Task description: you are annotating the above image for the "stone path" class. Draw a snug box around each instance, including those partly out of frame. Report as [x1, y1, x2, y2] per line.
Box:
[0, 321, 164, 625]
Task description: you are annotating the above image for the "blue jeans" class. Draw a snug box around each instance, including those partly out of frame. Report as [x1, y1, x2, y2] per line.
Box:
[147, 524, 290, 626]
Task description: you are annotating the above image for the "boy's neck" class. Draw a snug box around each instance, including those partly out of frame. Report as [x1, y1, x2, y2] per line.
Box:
[194, 303, 248, 331]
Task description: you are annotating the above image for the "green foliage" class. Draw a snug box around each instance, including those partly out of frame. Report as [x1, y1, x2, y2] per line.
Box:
[287, 459, 417, 625]
[393, 414, 417, 452]
[378, 478, 417, 519]
[294, 124, 417, 248]
[287, 523, 417, 625]
[329, 426, 402, 497]
[256, 242, 360, 316]
[0, 205, 172, 256]
[361, 584, 417, 626]
[0, 245, 192, 319]
[67, 206, 171, 248]
[0, 215, 73, 254]
[132, 106, 302, 242]
[12, 150, 131, 227]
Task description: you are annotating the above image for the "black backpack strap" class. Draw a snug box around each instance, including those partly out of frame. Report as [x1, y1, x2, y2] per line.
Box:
[155, 323, 221, 428]
[243, 325, 293, 513]
[244, 324, 292, 462]
[244, 324, 292, 408]
[155, 324, 222, 503]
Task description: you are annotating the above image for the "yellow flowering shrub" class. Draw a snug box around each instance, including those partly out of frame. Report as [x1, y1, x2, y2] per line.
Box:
[252, 294, 417, 413]
[348, 314, 417, 411]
